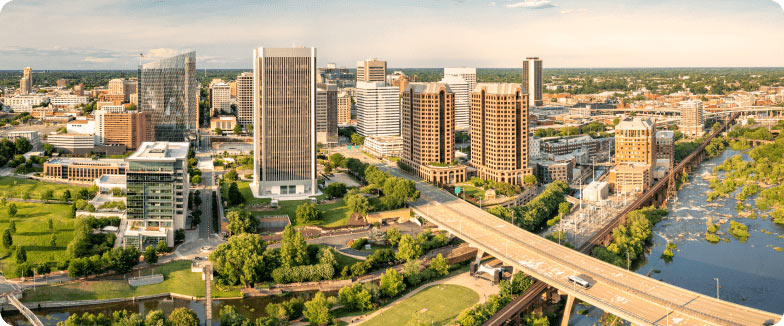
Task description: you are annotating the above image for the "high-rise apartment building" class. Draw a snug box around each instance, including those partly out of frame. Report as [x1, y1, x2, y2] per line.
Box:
[401, 82, 466, 185]
[679, 100, 704, 137]
[108, 78, 126, 96]
[210, 82, 232, 114]
[95, 109, 153, 149]
[236, 72, 254, 126]
[228, 80, 237, 97]
[356, 81, 400, 137]
[316, 84, 338, 146]
[337, 91, 351, 125]
[470, 83, 532, 186]
[21, 67, 32, 94]
[124, 142, 189, 248]
[444, 67, 477, 92]
[522, 57, 543, 107]
[440, 75, 470, 130]
[356, 58, 387, 83]
[138, 52, 197, 142]
[251, 47, 317, 198]
[610, 116, 656, 193]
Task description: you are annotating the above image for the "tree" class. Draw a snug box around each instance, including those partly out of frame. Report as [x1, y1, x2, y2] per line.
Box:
[214, 128, 223, 135]
[2, 229, 12, 248]
[43, 189, 54, 201]
[7, 203, 16, 218]
[14, 137, 32, 154]
[49, 234, 57, 247]
[190, 210, 201, 228]
[345, 192, 370, 217]
[191, 174, 202, 185]
[168, 307, 200, 326]
[156, 240, 169, 253]
[379, 268, 405, 297]
[69, 203, 76, 218]
[558, 202, 572, 218]
[323, 182, 347, 199]
[429, 253, 449, 277]
[295, 202, 322, 224]
[43, 143, 55, 156]
[329, 153, 345, 168]
[385, 227, 402, 246]
[303, 292, 333, 326]
[523, 174, 538, 186]
[227, 182, 244, 206]
[233, 124, 242, 135]
[279, 225, 308, 268]
[338, 283, 374, 311]
[224, 169, 238, 182]
[395, 234, 423, 262]
[209, 233, 268, 286]
[382, 177, 419, 209]
[226, 210, 258, 235]
[144, 245, 158, 264]
[9, 220, 16, 234]
[15, 246, 26, 262]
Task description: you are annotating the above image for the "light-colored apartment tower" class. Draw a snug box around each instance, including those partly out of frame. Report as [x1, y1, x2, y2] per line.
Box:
[470, 83, 532, 186]
[356, 58, 387, 83]
[522, 57, 543, 107]
[316, 84, 338, 146]
[236, 72, 254, 126]
[108, 78, 126, 96]
[210, 82, 232, 114]
[251, 47, 318, 198]
[610, 116, 656, 193]
[356, 81, 400, 137]
[95, 109, 153, 150]
[337, 91, 351, 125]
[401, 82, 466, 185]
[20, 67, 32, 94]
[444, 67, 477, 92]
[124, 142, 189, 248]
[679, 100, 704, 137]
[440, 75, 470, 130]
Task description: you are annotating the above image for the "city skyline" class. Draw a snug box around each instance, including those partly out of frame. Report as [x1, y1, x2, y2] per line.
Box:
[0, 0, 783, 69]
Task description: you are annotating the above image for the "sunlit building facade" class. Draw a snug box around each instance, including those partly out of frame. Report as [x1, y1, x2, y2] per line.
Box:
[138, 52, 197, 142]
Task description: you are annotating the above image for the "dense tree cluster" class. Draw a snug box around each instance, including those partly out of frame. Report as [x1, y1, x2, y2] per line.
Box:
[488, 181, 570, 233]
[226, 210, 259, 235]
[57, 308, 200, 326]
[456, 272, 537, 326]
[592, 206, 668, 268]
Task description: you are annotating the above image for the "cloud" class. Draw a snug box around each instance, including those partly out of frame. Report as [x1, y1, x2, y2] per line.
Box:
[83, 57, 116, 63]
[505, 0, 555, 9]
[560, 8, 587, 14]
[772, 0, 784, 12]
[0, 0, 11, 14]
[144, 48, 182, 59]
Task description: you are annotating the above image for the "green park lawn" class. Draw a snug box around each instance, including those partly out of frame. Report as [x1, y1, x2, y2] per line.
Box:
[0, 201, 76, 277]
[362, 284, 479, 326]
[222, 181, 270, 207]
[460, 185, 486, 200]
[254, 198, 349, 227]
[21, 261, 242, 302]
[0, 177, 87, 200]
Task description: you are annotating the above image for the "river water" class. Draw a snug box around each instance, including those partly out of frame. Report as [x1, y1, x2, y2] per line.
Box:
[571, 149, 784, 325]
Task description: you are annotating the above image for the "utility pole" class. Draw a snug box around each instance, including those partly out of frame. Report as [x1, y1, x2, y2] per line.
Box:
[714, 277, 720, 299]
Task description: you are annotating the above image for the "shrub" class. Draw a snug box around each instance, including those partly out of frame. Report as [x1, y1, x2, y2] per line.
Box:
[349, 238, 368, 250]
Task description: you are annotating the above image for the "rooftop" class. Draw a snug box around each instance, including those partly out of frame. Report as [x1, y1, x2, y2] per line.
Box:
[128, 142, 189, 162]
[616, 116, 655, 131]
[473, 83, 524, 95]
[96, 174, 127, 185]
[46, 157, 127, 167]
[406, 82, 452, 94]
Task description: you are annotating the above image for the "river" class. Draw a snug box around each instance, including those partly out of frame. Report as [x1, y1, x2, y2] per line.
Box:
[571, 149, 784, 325]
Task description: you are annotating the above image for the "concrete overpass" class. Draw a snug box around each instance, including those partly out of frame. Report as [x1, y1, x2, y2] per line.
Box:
[410, 188, 780, 326]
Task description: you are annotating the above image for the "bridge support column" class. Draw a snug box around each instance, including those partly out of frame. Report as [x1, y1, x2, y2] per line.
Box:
[561, 295, 575, 326]
[474, 249, 485, 265]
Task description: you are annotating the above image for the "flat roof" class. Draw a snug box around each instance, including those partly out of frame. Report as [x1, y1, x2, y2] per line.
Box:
[97, 174, 127, 185]
[47, 157, 127, 166]
[128, 141, 189, 162]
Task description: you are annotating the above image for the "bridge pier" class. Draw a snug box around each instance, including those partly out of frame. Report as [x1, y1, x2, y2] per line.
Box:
[560, 295, 576, 326]
[474, 249, 485, 266]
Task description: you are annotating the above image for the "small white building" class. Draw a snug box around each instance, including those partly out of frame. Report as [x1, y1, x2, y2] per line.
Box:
[364, 135, 404, 158]
[583, 181, 609, 202]
[66, 119, 96, 135]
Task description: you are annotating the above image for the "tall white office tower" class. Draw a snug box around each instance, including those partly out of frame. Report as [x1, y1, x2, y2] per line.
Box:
[440, 75, 470, 130]
[444, 67, 477, 92]
[522, 57, 543, 107]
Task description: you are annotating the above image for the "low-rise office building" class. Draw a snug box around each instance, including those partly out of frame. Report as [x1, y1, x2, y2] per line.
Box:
[46, 134, 96, 154]
[50, 95, 88, 108]
[7, 131, 42, 150]
[210, 116, 237, 133]
[534, 158, 574, 184]
[43, 158, 127, 182]
[609, 163, 651, 193]
[364, 135, 404, 158]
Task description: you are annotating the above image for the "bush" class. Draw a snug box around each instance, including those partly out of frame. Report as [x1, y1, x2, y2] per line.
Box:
[338, 283, 377, 311]
[379, 268, 405, 297]
[349, 237, 368, 250]
[271, 264, 335, 284]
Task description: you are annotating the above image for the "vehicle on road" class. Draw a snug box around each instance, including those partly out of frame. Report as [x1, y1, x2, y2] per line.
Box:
[568, 275, 591, 289]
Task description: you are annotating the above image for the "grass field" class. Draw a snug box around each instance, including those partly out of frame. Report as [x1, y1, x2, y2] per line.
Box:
[0, 177, 87, 200]
[0, 201, 76, 277]
[460, 185, 486, 200]
[254, 199, 349, 227]
[222, 181, 270, 207]
[362, 284, 479, 326]
[21, 261, 242, 302]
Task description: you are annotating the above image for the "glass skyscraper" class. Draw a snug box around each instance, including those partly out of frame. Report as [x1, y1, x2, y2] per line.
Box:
[138, 52, 197, 142]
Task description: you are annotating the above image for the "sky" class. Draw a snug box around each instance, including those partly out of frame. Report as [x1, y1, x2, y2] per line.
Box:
[0, 0, 783, 69]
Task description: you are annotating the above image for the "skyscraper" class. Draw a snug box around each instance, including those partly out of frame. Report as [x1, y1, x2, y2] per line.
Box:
[251, 47, 317, 198]
[316, 84, 338, 146]
[236, 72, 254, 127]
[401, 82, 466, 185]
[610, 116, 656, 193]
[356, 58, 387, 83]
[444, 67, 477, 92]
[210, 82, 231, 114]
[356, 81, 400, 137]
[679, 100, 705, 137]
[95, 109, 153, 150]
[440, 75, 470, 130]
[470, 83, 532, 186]
[522, 57, 543, 107]
[21, 67, 32, 94]
[138, 52, 197, 142]
[337, 91, 351, 125]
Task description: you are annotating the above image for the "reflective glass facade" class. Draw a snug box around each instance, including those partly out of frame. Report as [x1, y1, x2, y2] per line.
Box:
[138, 52, 197, 142]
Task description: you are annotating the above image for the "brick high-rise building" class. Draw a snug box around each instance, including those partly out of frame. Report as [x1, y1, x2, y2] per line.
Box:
[95, 109, 153, 150]
[337, 91, 351, 125]
[251, 47, 317, 198]
[236, 72, 253, 127]
[679, 100, 704, 137]
[469, 83, 533, 186]
[20, 67, 32, 94]
[522, 57, 543, 107]
[401, 82, 466, 185]
[356, 58, 387, 83]
[610, 116, 656, 193]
